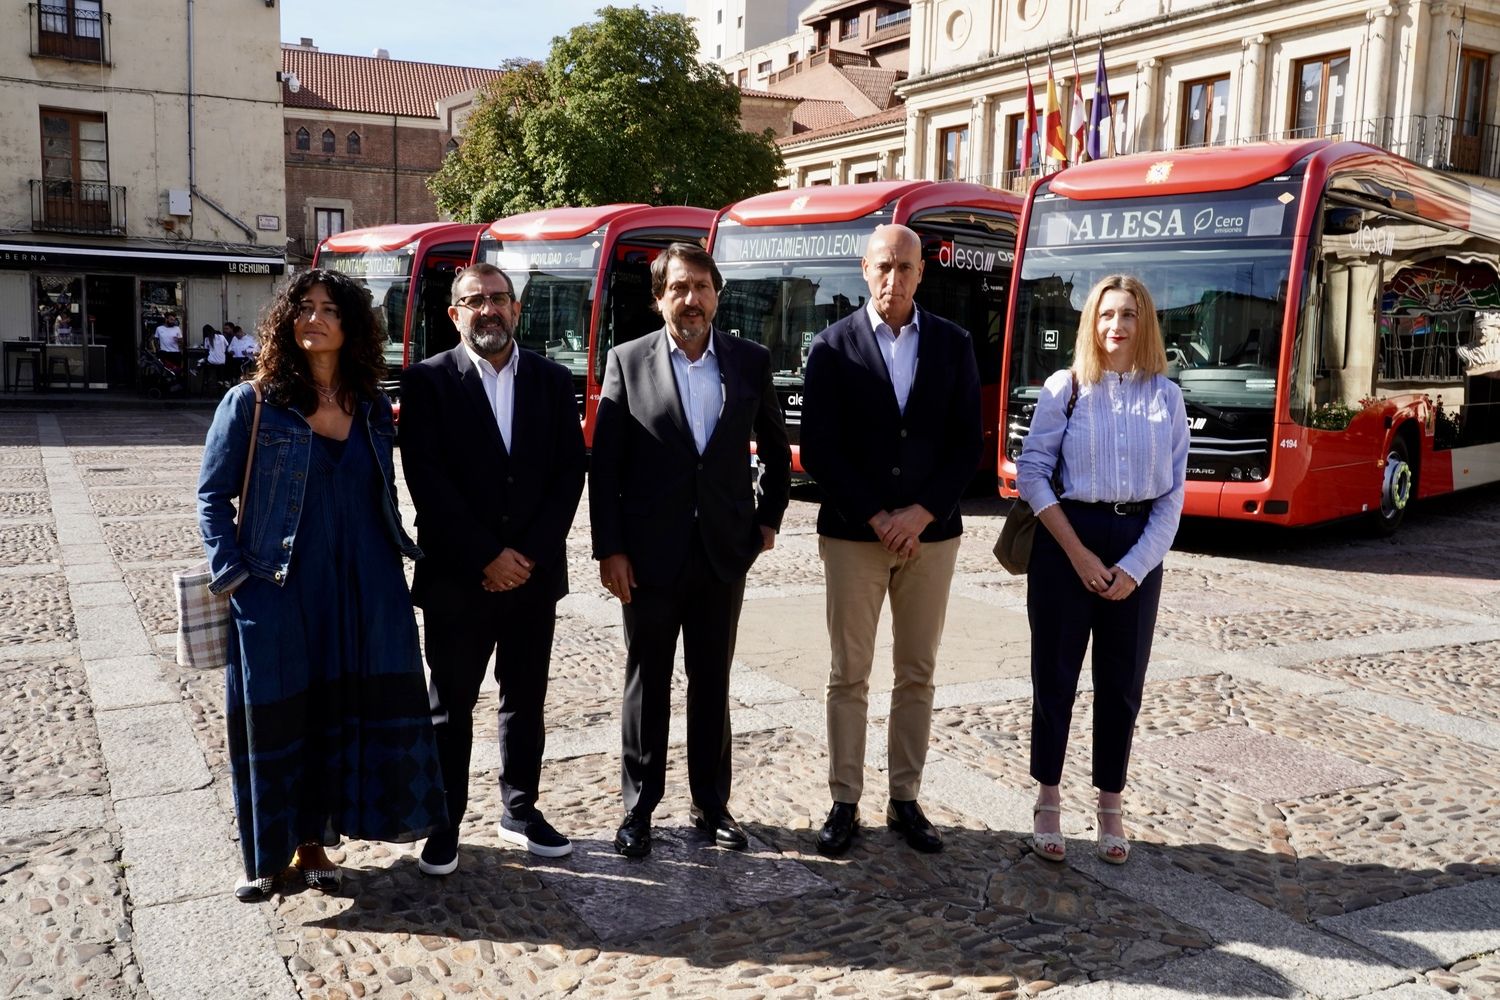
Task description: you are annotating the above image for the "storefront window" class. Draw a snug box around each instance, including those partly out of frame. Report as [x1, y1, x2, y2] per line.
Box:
[34, 274, 84, 344]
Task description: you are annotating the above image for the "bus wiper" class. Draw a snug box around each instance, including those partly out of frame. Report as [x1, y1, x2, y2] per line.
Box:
[1182, 395, 1240, 427]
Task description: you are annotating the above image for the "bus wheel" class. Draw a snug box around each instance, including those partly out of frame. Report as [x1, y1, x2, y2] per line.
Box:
[1375, 436, 1415, 535]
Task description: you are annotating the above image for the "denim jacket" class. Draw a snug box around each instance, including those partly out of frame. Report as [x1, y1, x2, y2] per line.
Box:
[197, 381, 420, 595]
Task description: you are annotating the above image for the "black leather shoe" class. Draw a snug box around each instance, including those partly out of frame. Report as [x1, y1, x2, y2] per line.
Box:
[887, 799, 943, 853]
[816, 802, 859, 856]
[614, 811, 652, 858]
[691, 806, 748, 850]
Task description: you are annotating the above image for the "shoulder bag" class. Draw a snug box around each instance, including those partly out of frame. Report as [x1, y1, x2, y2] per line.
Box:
[993, 373, 1077, 575]
[174, 384, 263, 668]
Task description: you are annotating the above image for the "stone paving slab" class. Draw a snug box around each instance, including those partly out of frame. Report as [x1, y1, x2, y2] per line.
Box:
[91, 704, 212, 800]
[114, 788, 243, 907]
[0, 797, 108, 838]
[131, 895, 299, 1000]
[1319, 877, 1500, 970]
[1135, 727, 1400, 801]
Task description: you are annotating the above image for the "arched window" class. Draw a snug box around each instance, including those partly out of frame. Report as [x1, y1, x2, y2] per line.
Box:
[321, 129, 335, 153]
[346, 131, 361, 155]
[295, 127, 309, 151]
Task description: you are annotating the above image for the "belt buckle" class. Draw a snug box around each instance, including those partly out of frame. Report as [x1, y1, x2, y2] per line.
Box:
[1112, 501, 1129, 515]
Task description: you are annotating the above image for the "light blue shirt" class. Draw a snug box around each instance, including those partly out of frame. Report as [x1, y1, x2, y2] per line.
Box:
[865, 301, 920, 414]
[1016, 368, 1189, 583]
[668, 333, 721, 454]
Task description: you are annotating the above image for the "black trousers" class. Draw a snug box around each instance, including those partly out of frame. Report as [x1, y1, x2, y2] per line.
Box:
[620, 529, 746, 817]
[1027, 502, 1164, 793]
[422, 579, 558, 829]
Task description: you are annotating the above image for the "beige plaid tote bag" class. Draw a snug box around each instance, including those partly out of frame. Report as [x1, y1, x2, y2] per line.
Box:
[174, 384, 262, 668]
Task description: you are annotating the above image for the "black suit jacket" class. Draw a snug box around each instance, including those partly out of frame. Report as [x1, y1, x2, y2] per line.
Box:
[399, 345, 586, 605]
[800, 304, 982, 543]
[589, 328, 792, 587]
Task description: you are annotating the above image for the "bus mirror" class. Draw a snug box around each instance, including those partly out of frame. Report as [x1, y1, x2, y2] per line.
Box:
[1324, 207, 1363, 235]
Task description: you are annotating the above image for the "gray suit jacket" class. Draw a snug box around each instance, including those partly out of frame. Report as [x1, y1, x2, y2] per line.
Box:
[589, 327, 792, 587]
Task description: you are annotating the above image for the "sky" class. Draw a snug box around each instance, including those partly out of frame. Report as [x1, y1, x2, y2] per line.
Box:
[279, 0, 688, 67]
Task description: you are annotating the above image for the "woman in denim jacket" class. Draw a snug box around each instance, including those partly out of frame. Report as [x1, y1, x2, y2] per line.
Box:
[198, 268, 445, 902]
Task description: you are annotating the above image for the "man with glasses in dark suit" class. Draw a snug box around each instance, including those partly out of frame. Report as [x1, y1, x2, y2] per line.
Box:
[590, 243, 791, 858]
[399, 262, 586, 875]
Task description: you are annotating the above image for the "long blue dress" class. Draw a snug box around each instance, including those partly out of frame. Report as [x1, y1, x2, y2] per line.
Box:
[224, 418, 445, 880]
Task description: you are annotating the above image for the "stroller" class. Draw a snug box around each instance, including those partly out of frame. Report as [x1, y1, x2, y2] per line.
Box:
[138, 347, 187, 399]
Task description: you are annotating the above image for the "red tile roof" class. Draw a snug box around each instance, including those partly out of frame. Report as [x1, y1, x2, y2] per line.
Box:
[837, 64, 905, 110]
[778, 104, 906, 146]
[739, 86, 802, 102]
[281, 47, 504, 119]
[792, 98, 856, 133]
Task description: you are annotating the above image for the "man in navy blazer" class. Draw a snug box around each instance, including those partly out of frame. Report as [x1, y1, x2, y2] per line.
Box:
[591, 242, 791, 858]
[399, 262, 586, 874]
[800, 224, 982, 856]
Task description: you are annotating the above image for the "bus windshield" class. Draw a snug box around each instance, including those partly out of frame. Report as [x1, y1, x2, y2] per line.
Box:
[484, 237, 603, 381]
[318, 248, 413, 369]
[716, 260, 869, 382]
[1011, 184, 1301, 412]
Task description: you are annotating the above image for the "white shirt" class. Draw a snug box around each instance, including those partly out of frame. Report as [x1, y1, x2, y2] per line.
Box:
[228, 334, 257, 358]
[865, 301, 920, 413]
[205, 333, 228, 365]
[668, 334, 721, 455]
[466, 343, 518, 451]
[155, 324, 182, 352]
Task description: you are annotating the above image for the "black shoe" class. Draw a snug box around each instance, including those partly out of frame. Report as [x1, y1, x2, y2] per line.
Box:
[418, 827, 459, 876]
[690, 806, 749, 850]
[816, 801, 859, 856]
[886, 799, 943, 853]
[234, 876, 274, 903]
[614, 811, 652, 858]
[498, 811, 573, 859]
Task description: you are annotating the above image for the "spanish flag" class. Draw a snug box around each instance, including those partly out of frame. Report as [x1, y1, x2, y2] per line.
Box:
[1044, 57, 1067, 165]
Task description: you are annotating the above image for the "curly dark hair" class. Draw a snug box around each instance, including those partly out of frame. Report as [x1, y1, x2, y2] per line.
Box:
[249, 268, 386, 414]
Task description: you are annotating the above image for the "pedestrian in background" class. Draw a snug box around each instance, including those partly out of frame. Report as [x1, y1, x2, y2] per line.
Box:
[799, 223, 982, 857]
[399, 262, 586, 874]
[1015, 273, 1187, 866]
[196, 268, 445, 902]
[202, 323, 230, 392]
[590, 242, 791, 858]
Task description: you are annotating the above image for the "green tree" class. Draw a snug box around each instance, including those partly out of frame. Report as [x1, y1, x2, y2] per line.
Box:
[430, 6, 783, 220]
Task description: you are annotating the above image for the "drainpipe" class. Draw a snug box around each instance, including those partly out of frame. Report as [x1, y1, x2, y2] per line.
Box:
[186, 0, 256, 241]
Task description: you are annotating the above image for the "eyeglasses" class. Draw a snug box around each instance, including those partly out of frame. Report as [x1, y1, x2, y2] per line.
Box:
[454, 291, 514, 310]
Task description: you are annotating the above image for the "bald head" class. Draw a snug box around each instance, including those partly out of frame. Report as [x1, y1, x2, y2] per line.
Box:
[861, 224, 924, 327]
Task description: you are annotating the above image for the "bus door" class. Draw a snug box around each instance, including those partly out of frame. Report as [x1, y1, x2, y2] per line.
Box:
[588, 240, 684, 432]
[405, 242, 471, 368]
[909, 210, 1018, 473]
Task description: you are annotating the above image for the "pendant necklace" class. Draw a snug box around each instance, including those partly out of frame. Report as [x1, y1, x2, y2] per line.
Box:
[316, 382, 341, 405]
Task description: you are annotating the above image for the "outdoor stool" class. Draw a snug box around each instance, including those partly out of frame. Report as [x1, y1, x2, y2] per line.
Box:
[10, 352, 40, 392]
[47, 354, 76, 389]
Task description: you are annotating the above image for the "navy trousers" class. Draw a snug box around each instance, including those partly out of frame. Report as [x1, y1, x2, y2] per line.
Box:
[1027, 501, 1164, 793]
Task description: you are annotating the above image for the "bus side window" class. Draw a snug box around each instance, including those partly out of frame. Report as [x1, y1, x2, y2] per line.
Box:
[596, 252, 655, 385]
[409, 249, 468, 366]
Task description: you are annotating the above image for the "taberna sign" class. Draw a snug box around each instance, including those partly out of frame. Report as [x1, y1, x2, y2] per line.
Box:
[1034, 196, 1290, 247]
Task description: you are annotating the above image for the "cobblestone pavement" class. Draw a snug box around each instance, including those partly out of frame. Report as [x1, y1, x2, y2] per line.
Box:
[2, 408, 1499, 999]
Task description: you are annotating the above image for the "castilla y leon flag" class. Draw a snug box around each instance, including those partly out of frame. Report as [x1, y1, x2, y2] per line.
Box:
[1023, 61, 1039, 169]
[1069, 45, 1088, 162]
[1087, 42, 1113, 161]
[1043, 57, 1067, 165]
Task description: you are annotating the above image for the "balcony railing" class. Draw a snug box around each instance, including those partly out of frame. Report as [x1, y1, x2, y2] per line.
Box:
[29, 3, 111, 64]
[30, 179, 126, 235]
[874, 9, 912, 30]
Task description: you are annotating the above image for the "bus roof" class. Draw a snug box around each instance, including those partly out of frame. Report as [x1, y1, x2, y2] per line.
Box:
[318, 222, 485, 254]
[484, 204, 717, 242]
[722, 180, 1021, 226]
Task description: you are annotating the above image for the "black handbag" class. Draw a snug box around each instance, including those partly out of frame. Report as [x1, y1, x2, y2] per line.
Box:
[994, 373, 1077, 575]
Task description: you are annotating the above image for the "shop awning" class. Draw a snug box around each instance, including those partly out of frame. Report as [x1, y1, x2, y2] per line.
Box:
[0, 241, 286, 276]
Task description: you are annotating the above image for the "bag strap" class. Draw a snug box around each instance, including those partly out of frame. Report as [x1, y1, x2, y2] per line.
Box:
[1050, 372, 1077, 496]
[234, 383, 263, 541]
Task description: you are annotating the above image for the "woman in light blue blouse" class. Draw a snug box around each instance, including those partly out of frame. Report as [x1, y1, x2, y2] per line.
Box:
[1015, 274, 1188, 866]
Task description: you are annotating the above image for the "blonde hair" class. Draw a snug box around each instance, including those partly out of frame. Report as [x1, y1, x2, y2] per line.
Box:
[1071, 274, 1168, 384]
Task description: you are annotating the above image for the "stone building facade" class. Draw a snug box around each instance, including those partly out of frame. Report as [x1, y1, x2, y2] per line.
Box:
[280, 42, 502, 265]
[0, 0, 285, 391]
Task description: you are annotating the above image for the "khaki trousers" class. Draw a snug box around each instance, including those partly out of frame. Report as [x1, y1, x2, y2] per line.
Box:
[820, 534, 960, 803]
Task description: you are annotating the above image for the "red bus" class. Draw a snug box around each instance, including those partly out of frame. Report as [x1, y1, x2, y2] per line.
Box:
[998, 139, 1500, 532]
[709, 180, 1023, 474]
[313, 222, 486, 391]
[474, 204, 716, 439]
